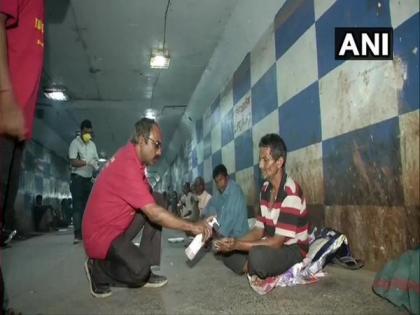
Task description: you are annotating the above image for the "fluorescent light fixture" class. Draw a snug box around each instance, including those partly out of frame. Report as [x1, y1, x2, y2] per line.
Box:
[98, 158, 107, 163]
[150, 48, 170, 69]
[44, 88, 69, 101]
[145, 108, 157, 120]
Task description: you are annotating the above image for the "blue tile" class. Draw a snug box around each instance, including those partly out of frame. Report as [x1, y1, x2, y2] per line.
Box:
[211, 95, 220, 124]
[191, 149, 197, 168]
[221, 109, 234, 146]
[206, 181, 213, 195]
[251, 64, 278, 125]
[234, 129, 254, 171]
[275, 0, 315, 59]
[278, 82, 321, 151]
[254, 164, 264, 189]
[203, 133, 212, 159]
[196, 119, 203, 142]
[316, 0, 392, 78]
[212, 150, 222, 171]
[233, 53, 251, 104]
[198, 163, 204, 178]
[323, 117, 403, 206]
[212, 106, 221, 129]
[395, 13, 419, 114]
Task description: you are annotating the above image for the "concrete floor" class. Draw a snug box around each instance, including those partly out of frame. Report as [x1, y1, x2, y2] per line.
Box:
[2, 229, 405, 315]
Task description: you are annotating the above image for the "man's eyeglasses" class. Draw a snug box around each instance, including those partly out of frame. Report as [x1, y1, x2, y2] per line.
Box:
[145, 137, 162, 150]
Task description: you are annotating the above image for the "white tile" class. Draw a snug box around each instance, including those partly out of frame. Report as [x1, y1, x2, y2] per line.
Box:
[319, 59, 402, 140]
[314, 0, 336, 21]
[390, 0, 419, 28]
[203, 106, 212, 138]
[191, 124, 197, 147]
[252, 109, 279, 165]
[399, 109, 419, 206]
[203, 157, 212, 184]
[196, 141, 204, 165]
[233, 93, 252, 137]
[276, 25, 318, 106]
[221, 140, 235, 174]
[251, 22, 276, 86]
[286, 142, 323, 204]
[220, 80, 233, 119]
[211, 121, 222, 153]
[235, 166, 257, 206]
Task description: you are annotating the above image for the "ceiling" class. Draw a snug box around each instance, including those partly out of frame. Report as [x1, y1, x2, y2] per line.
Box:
[36, 0, 285, 175]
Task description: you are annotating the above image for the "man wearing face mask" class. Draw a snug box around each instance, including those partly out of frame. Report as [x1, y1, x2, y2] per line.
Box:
[68, 119, 99, 244]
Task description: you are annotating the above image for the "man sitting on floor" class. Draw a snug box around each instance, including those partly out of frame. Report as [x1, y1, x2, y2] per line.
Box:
[203, 164, 249, 239]
[214, 134, 308, 279]
[192, 176, 212, 219]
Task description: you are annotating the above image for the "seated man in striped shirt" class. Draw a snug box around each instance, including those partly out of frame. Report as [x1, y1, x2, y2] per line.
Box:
[214, 134, 308, 279]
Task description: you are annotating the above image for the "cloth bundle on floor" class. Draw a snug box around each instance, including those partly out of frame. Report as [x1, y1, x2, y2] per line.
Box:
[248, 228, 360, 295]
[372, 249, 420, 315]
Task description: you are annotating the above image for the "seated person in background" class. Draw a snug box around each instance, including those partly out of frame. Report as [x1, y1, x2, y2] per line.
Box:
[178, 182, 195, 219]
[38, 204, 55, 232]
[169, 190, 178, 216]
[203, 164, 249, 239]
[33, 195, 46, 232]
[192, 176, 212, 218]
[214, 134, 308, 279]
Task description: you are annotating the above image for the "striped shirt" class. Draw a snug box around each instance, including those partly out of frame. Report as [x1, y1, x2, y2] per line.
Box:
[255, 174, 309, 255]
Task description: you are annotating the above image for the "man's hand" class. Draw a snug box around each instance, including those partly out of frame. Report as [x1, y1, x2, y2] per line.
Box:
[190, 219, 212, 241]
[0, 90, 25, 140]
[86, 159, 99, 171]
[213, 237, 236, 253]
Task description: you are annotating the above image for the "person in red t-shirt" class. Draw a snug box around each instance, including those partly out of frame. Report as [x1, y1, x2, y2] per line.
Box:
[0, 0, 44, 313]
[82, 118, 213, 298]
[0, 0, 45, 233]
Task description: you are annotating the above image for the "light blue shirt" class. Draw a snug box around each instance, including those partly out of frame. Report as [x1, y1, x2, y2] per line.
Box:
[204, 179, 249, 238]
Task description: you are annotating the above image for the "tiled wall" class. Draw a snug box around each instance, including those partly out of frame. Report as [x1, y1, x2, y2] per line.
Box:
[168, 0, 419, 270]
[14, 141, 71, 232]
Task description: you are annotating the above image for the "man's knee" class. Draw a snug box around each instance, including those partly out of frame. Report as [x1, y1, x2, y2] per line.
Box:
[221, 253, 247, 275]
[248, 246, 269, 278]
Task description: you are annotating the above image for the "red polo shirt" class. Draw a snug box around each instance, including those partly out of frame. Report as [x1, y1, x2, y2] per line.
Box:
[0, 0, 45, 139]
[83, 144, 155, 259]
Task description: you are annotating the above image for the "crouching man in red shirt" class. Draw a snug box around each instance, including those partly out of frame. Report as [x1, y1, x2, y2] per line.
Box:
[82, 118, 212, 298]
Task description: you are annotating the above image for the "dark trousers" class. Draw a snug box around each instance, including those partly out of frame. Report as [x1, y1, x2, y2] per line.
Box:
[69, 174, 92, 239]
[0, 137, 24, 312]
[91, 212, 162, 287]
[0, 136, 24, 231]
[221, 244, 303, 279]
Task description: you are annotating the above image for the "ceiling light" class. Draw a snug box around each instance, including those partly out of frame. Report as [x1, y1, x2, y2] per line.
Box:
[44, 88, 69, 101]
[145, 108, 158, 120]
[150, 48, 170, 69]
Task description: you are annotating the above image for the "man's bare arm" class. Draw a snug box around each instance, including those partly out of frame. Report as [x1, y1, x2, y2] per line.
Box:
[234, 234, 286, 252]
[70, 158, 87, 168]
[0, 13, 25, 140]
[214, 227, 285, 253]
[142, 203, 212, 240]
